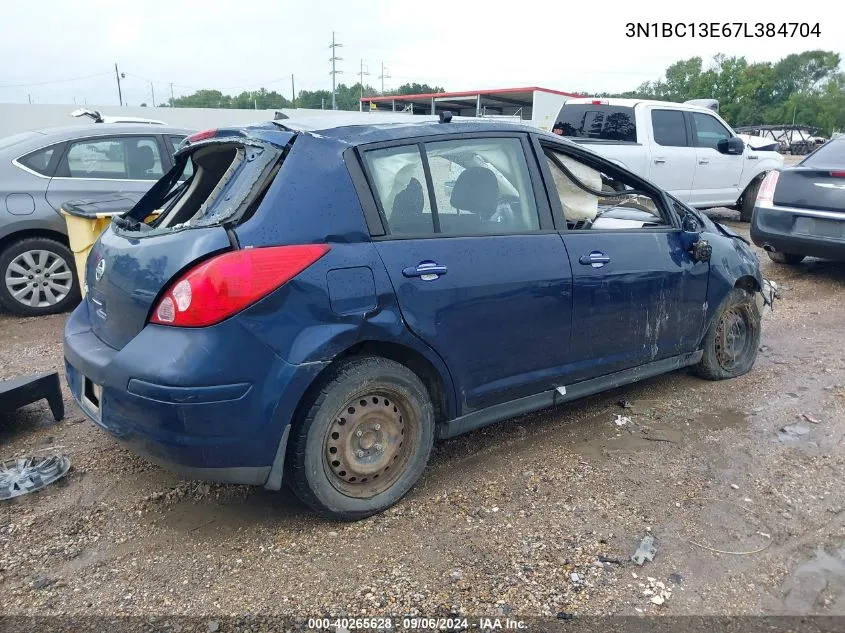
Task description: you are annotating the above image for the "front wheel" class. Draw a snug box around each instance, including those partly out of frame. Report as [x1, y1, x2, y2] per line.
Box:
[285, 357, 435, 520]
[693, 288, 762, 380]
[0, 237, 80, 317]
[739, 177, 763, 222]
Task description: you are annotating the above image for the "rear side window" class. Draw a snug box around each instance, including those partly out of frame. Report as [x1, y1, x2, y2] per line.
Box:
[802, 139, 845, 166]
[365, 137, 540, 237]
[364, 146, 434, 235]
[63, 136, 164, 180]
[17, 145, 58, 176]
[554, 105, 637, 142]
[651, 110, 688, 147]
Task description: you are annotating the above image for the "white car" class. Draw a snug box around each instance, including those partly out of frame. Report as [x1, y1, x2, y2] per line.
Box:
[552, 98, 784, 221]
[70, 108, 166, 126]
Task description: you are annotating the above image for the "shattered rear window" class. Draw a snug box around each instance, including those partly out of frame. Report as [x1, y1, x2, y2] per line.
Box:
[115, 139, 284, 236]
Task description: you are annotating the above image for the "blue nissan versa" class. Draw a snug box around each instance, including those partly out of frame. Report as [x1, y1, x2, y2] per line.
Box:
[64, 116, 767, 520]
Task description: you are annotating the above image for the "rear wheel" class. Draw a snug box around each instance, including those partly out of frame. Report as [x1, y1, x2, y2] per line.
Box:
[0, 237, 80, 317]
[286, 357, 435, 520]
[739, 177, 763, 222]
[694, 288, 761, 380]
[766, 250, 805, 265]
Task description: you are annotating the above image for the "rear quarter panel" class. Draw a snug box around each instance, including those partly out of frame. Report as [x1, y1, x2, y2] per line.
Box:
[233, 132, 459, 418]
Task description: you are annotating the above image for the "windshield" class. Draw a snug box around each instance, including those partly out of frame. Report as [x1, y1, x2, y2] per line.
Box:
[801, 139, 845, 167]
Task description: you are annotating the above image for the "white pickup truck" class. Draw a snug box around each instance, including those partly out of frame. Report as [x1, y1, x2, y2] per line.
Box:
[552, 98, 784, 221]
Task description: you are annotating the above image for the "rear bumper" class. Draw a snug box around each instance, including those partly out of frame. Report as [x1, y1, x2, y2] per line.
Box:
[750, 204, 845, 260]
[63, 302, 328, 486]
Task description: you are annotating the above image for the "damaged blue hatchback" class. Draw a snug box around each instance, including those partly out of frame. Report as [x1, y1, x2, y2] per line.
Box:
[64, 116, 769, 520]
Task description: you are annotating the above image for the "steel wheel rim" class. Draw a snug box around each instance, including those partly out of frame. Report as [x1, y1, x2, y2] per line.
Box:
[5, 249, 73, 308]
[324, 391, 418, 499]
[715, 306, 753, 371]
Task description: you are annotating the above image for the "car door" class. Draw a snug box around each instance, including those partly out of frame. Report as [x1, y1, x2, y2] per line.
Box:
[536, 138, 710, 382]
[646, 107, 696, 202]
[687, 111, 744, 207]
[45, 134, 166, 210]
[363, 134, 575, 413]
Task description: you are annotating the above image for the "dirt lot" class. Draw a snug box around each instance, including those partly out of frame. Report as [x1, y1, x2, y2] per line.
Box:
[2, 206, 844, 622]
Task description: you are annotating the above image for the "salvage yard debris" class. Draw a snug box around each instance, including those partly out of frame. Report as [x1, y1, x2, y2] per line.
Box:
[0, 454, 70, 500]
[632, 534, 657, 565]
[800, 413, 821, 424]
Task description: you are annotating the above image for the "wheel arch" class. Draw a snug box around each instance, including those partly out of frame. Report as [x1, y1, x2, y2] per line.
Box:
[304, 339, 454, 427]
[0, 228, 70, 253]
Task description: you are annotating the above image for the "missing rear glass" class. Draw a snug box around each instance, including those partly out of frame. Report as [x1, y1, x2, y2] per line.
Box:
[113, 139, 285, 237]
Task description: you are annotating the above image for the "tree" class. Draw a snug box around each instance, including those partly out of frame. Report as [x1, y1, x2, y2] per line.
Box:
[392, 83, 445, 95]
[600, 49, 844, 135]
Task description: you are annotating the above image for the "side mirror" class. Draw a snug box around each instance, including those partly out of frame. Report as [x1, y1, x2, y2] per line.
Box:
[680, 214, 711, 262]
[717, 136, 745, 155]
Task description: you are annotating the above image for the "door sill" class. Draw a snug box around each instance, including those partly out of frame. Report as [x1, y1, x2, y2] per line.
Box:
[437, 351, 703, 439]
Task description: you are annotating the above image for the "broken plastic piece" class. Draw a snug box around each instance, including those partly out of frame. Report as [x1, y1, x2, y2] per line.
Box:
[632, 534, 657, 566]
[0, 454, 70, 500]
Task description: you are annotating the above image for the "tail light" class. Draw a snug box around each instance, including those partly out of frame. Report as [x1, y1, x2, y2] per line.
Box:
[830, 171, 845, 178]
[150, 244, 330, 327]
[756, 171, 780, 206]
[185, 129, 218, 143]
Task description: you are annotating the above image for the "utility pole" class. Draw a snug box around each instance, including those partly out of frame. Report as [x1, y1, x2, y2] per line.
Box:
[329, 31, 343, 110]
[170, 82, 174, 103]
[379, 62, 391, 95]
[27, 93, 32, 104]
[359, 59, 370, 111]
[150, 82, 156, 107]
[114, 63, 124, 106]
[291, 74, 295, 108]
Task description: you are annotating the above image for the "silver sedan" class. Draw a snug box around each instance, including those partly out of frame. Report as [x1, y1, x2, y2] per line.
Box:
[0, 122, 192, 316]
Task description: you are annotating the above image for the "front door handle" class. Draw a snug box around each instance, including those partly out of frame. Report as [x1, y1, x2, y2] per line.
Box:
[699, 159, 710, 165]
[579, 251, 611, 268]
[402, 261, 448, 279]
[653, 158, 667, 164]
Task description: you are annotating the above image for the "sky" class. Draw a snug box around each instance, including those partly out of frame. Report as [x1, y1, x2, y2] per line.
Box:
[1, 0, 843, 106]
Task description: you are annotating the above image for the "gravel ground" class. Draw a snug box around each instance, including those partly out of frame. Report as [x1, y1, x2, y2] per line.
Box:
[2, 199, 845, 623]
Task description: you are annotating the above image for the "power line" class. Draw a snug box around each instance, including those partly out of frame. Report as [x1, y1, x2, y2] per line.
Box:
[0, 72, 112, 89]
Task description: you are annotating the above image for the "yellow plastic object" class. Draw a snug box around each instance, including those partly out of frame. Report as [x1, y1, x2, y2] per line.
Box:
[60, 209, 162, 297]
[59, 209, 114, 297]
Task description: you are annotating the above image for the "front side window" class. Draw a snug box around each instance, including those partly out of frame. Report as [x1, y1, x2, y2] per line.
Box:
[365, 137, 540, 237]
[691, 113, 732, 150]
[64, 136, 164, 180]
[544, 147, 669, 230]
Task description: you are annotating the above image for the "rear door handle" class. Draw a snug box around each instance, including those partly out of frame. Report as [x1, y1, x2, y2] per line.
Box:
[699, 159, 710, 165]
[653, 158, 667, 164]
[402, 261, 448, 279]
[747, 155, 759, 160]
[579, 251, 611, 267]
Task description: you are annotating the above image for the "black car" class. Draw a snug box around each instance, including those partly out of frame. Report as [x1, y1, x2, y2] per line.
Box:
[750, 137, 845, 264]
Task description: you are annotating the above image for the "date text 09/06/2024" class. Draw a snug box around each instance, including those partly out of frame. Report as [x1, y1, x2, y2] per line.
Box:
[307, 617, 529, 630]
[626, 22, 821, 38]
